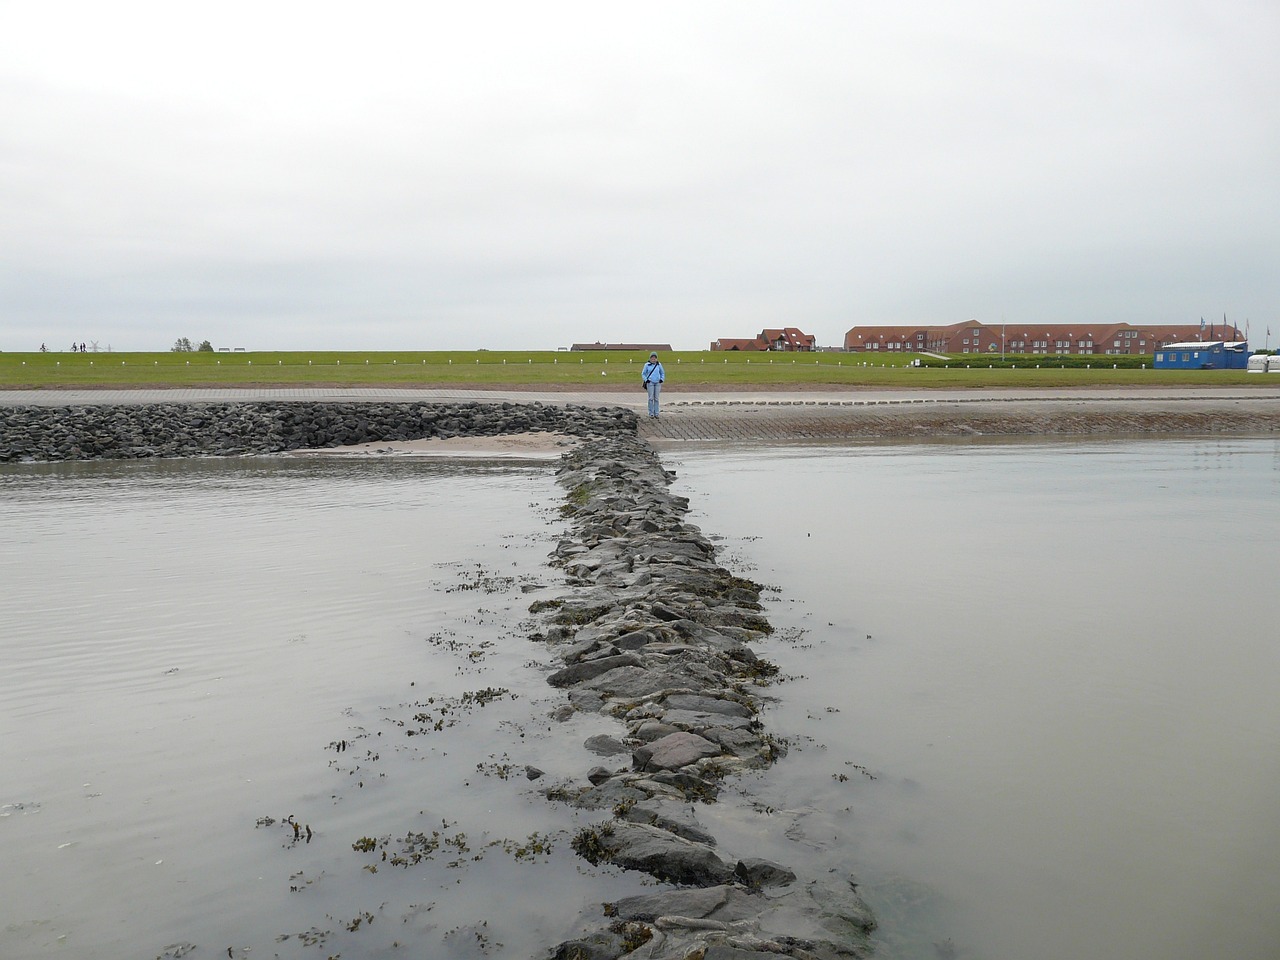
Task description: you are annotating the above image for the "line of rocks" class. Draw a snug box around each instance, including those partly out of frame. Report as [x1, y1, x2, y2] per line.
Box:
[532, 433, 874, 960]
[0, 400, 633, 462]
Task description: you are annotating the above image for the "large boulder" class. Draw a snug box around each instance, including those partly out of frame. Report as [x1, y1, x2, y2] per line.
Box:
[577, 821, 733, 886]
[633, 731, 723, 771]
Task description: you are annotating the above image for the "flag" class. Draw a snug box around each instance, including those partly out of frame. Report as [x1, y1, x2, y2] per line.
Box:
[1200, 317, 1206, 333]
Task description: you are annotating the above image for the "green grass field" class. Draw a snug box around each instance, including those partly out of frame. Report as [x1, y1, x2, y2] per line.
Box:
[0, 349, 1270, 389]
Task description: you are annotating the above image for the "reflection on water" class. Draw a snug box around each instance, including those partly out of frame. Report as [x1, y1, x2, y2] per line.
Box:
[672, 437, 1280, 960]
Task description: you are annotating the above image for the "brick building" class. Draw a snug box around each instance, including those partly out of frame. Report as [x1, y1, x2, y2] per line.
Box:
[710, 327, 816, 352]
[843, 320, 1243, 355]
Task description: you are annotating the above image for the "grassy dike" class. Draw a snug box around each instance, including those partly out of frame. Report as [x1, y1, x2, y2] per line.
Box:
[0, 348, 1268, 389]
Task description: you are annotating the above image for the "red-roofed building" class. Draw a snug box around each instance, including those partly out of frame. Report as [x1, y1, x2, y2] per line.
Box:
[843, 321, 1243, 355]
[709, 337, 764, 351]
[710, 328, 816, 352]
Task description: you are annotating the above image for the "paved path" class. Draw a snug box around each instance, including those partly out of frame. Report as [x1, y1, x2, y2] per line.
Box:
[4, 386, 1279, 443]
[3, 385, 1277, 407]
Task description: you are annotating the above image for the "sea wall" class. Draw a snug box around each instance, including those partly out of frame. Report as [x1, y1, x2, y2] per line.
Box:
[0, 400, 633, 462]
[534, 433, 875, 960]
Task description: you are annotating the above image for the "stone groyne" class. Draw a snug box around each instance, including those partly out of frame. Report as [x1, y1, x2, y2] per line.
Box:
[0, 400, 631, 462]
[535, 433, 874, 960]
[2, 399, 875, 957]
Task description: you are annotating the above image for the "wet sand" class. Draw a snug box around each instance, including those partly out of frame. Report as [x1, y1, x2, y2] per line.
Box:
[641, 394, 1280, 443]
[288, 431, 582, 459]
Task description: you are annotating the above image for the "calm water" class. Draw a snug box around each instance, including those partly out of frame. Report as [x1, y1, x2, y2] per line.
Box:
[3, 440, 1279, 960]
[0, 456, 656, 960]
[671, 437, 1280, 960]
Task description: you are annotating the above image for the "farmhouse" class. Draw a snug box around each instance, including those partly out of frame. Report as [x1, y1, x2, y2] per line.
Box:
[844, 320, 1244, 355]
[710, 328, 816, 352]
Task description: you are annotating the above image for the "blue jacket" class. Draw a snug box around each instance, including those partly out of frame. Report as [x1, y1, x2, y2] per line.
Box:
[642, 360, 664, 385]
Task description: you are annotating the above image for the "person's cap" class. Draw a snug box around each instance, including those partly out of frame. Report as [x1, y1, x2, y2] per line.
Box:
[650, 352, 658, 358]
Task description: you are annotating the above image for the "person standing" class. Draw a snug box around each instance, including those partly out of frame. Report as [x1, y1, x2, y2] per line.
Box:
[641, 351, 665, 419]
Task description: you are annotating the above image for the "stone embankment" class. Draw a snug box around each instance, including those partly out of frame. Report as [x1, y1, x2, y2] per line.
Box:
[534, 433, 874, 960]
[0, 400, 630, 462]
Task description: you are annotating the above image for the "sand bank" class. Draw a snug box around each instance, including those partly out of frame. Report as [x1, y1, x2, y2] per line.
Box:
[287, 430, 581, 460]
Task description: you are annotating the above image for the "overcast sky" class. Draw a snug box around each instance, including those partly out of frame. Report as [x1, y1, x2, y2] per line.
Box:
[2, 1, 1277, 352]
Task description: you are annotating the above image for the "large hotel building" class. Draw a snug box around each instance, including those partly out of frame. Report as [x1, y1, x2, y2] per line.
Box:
[844, 320, 1243, 355]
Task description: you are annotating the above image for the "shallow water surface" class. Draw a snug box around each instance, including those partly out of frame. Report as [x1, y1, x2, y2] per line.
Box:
[671, 437, 1280, 960]
[6, 440, 1279, 960]
[0, 456, 651, 960]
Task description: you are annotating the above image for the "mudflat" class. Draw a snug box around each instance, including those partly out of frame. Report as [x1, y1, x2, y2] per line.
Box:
[641, 391, 1280, 443]
[287, 432, 582, 459]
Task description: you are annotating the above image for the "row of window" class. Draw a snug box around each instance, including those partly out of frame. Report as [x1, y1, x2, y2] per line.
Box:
[864, 339, 1165, 353]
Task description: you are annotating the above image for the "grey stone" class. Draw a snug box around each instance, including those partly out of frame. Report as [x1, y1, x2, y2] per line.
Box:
[610, 884, 740, 921]
[633, 731, 722, 772]
[549, 932, 628, 960]
[548, 653, 644, 688]
[650, 768, 721, 797]
[701, 726, 775, 763]
[591, 821, 733, 886]
[658, 709, 754, 733]
[630, 719, 680, 742]
[651, 602, 684, 621]
[567, 689, 606, 713]
[583, 663, 726, 700]
[663, 693, 754, 717]
[614, 629, 659, 650]
[583, 734, 629, 757]
[734, 857, 797, 890]
[550, 779, 649, 810]
[620, 798, 718, 846]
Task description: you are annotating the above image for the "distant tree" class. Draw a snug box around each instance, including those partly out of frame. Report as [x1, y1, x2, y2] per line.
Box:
[172, 337, 194, 352]
[197, 340, 214, 352]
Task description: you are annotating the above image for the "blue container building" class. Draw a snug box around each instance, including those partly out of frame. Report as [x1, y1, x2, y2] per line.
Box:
[1152, 341, 1250, 370]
